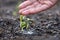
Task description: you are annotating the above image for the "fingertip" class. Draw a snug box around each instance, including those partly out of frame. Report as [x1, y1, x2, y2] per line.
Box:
[18, 1, 32, 9]
[18, 10, 22, 15]
[22, 10, 30, 15]
[18, 3, 24, 9]
[18, 4, 21, 9]
[18, 10, 30, 15]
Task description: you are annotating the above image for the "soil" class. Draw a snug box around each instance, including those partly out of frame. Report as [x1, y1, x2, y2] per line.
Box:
[0, 0, 60, 40]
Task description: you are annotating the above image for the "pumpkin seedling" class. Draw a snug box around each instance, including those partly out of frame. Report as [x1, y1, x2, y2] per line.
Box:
[20, 15, 33, 31]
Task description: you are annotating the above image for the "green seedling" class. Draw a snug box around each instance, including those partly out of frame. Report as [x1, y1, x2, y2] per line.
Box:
[20, 15, 33, 31]
[20, 15, 28, 31]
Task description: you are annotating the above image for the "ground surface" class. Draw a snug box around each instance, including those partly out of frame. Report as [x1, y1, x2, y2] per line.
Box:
[0, 0, 60, 40]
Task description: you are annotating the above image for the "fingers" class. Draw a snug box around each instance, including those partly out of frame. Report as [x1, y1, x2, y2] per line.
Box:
[30, 4, 49, 14]
[34, 4, 49, 13]
[44, 1, 53, 6]
[19, 2, 39, 15]
[18, 1, 32, 9]
[19, 4, 41, 15]
[19, 4, 35, 15]
[21, 4, 41, 15]
[18, 0, 37, 9]
[18, 0, 57, 15]
[20, 4, 49, 15]
[50, 0, 58, 4]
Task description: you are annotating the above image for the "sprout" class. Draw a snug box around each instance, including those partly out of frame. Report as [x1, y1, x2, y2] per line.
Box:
[20, 15, 34, 31]
[20, 15, 29, 31]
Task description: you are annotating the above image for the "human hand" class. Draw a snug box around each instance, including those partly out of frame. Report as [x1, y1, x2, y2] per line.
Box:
[18, 0, 57, 15]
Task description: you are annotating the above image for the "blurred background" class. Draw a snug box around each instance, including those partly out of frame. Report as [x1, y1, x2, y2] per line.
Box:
[0, 0, 60, 40]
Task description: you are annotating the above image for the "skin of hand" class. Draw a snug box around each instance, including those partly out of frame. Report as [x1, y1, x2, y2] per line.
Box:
[18, 0, 58, 15]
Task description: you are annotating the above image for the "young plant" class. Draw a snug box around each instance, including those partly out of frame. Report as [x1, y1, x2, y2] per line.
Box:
[20, 15, 34, 31]
[20, 15, 29, 31]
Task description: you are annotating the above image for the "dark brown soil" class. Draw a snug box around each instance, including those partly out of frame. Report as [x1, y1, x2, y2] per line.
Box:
[0, 0, 60, 40]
